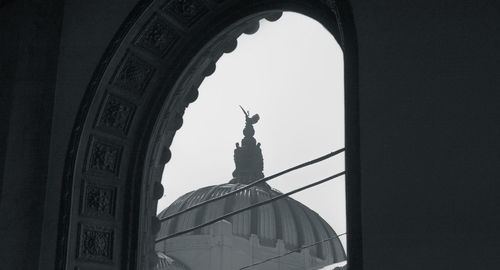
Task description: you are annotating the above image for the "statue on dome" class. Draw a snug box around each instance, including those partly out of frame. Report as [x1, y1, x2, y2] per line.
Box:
[240, 105, 260, 125]
[231, 106, 266, 186]
[239, 105, 259, 140]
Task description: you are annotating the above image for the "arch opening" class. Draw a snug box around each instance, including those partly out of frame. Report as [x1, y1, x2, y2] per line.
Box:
[53, 1, 359, 270]
[151, 11, 346, 270]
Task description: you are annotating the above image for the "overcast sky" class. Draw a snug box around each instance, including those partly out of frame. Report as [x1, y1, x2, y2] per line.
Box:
[158, 12, 346, 265]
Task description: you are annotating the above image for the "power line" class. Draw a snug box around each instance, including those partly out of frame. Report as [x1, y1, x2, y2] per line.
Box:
[240, 233, 348, 270]
[159, 148, 345, 222]
[155, 171, 345, 242]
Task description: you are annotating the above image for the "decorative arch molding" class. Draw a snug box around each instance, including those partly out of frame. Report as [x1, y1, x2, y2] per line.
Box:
[56, 0, 360, 269]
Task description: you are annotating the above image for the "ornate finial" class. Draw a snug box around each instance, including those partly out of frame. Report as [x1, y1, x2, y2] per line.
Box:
[239, 105, 260, 138]
[230, 106, 268, 188]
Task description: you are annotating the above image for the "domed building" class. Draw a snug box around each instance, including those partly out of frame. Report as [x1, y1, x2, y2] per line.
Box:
[156, 109, 346, 270]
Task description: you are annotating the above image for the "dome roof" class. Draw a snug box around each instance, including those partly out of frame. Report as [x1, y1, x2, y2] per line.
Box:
[157, 108, 346, 263]
[157, 183, 346, 262]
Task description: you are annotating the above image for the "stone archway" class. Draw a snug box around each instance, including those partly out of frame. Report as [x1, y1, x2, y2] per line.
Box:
[56, 0, 360, 269]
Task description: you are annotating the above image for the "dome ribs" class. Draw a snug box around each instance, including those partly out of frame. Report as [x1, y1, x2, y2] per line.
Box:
[288, 200, 319, 258]
[174, 186, 212, 236]
[295, 204, 322, 258]
[283, 198, 305, 249]
[192, 185, 220, 235]
[230, 187, 252, 238]
[157, 184, 343, 263]
[249, 187, 259, 236]
[299, 204, 328, 260]
[200, 185, 233, 234]
[255, 188, 277, 247]
[162, 191, 195, 237]
[317, 213, 347, 263]
[317, 213, 337, 262]
[270, 190, 284, 243]
[222, 183, 238, 217]
[273, 192, 299, 250]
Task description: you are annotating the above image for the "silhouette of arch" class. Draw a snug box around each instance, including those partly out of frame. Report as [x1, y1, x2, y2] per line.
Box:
[55, 0, 361, 269]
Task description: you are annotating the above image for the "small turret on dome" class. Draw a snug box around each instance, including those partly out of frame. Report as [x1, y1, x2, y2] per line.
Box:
[230, 106, 270, 189]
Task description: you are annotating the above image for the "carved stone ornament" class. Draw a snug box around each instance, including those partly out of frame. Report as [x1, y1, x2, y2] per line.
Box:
[78, 224, 114, 263]
[97, 95, 135, 135]
[86, 138, 123, 175]
[82, 181, 117, 218]
[135, 16, 180, 56]
[112, 53, 155, 95]
[164, 0, 209, 26]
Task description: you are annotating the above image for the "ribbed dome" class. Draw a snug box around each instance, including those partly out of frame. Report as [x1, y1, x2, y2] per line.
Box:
[157, 109, 346, 264]
[157, 183, 346, 262]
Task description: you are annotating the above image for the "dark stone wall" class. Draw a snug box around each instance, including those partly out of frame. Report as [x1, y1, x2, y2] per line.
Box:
[39, 0, 140, 268]
[0, 0, 64, 268]
[0, 0, 139, 268]
[350, 0, 500, 269]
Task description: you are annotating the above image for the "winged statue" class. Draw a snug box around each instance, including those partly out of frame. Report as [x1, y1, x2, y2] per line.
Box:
[239, 105, 260, 125]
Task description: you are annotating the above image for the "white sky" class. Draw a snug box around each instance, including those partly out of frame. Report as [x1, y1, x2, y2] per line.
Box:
[158, 12, 346, 259]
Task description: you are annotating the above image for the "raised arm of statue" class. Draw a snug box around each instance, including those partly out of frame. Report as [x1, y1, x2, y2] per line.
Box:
[239, 105, 260, 125]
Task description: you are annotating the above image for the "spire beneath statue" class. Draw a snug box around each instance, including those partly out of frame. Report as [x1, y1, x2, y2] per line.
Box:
[230, 106, 270, 188]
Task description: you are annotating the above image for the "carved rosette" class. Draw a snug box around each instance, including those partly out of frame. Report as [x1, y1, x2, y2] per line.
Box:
[163, 0, 209, 26]
[77, 224, 114, 263]
[96, 94, 136, 135]
[112, 53, 155, 96]
[135, 16, 180, 57]
[81, 181, 117, 218]
[86, 138, 123, 176]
